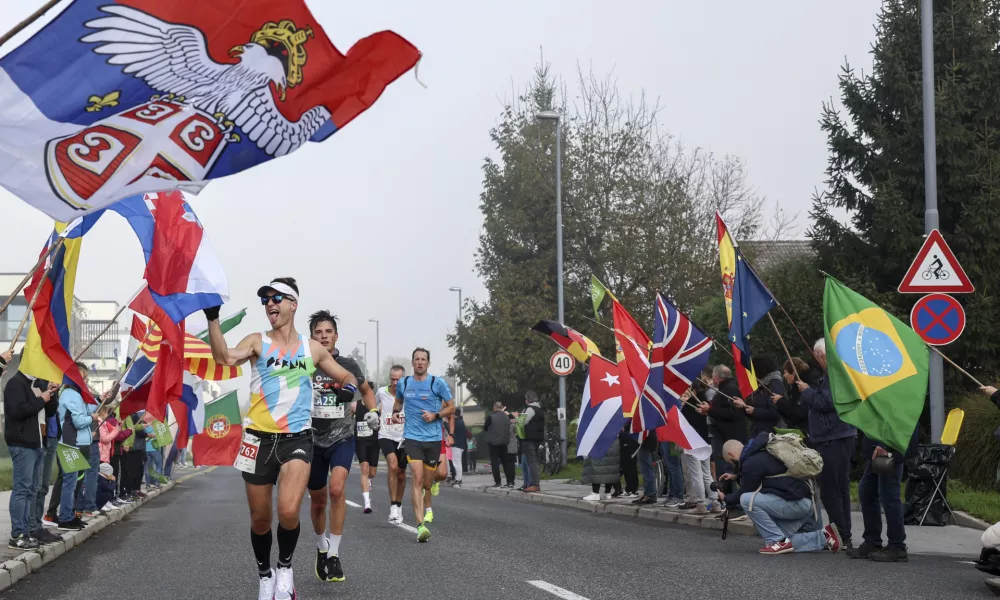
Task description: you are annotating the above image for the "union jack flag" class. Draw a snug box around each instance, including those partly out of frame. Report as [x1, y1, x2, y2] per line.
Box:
[632, 293, 713, 433]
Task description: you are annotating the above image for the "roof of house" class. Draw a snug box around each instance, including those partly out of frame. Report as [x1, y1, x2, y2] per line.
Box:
[738, 240, 814, 273]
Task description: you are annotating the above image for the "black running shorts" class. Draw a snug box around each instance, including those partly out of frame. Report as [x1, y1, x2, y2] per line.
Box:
[240, 429, 313, 486]
[403, 439, 441, 468]
[355, 436, 379, 466]
[379, 438, 406, 465]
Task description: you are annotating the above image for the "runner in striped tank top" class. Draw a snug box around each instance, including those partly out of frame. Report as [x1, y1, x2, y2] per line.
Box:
[204, 277, 374, 600]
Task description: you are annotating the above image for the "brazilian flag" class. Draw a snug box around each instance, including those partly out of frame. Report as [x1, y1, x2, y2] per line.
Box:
[823, 278, 928, 452]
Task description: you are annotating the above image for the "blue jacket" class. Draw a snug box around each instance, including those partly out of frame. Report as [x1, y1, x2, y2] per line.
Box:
[798, 375, 856, 444]
[724, 432, 811, 506]
[58, 387, 96, 447]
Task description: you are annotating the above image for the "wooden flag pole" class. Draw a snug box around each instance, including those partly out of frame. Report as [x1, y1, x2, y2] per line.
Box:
[7, 253, 59, 353]
[0, 237, 64, 321]
[71, 283, 147, 363]
[931, 346, 985, 388]
[0, 0, 63, 47]
[767, 312, 801, 382]
[777, 303, 820, 365]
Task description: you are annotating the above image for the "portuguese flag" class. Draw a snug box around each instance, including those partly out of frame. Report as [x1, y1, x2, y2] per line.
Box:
[191, 391, 243, 466]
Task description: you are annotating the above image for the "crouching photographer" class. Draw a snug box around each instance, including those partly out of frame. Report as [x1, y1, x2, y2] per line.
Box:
[716, 432, 842, 556]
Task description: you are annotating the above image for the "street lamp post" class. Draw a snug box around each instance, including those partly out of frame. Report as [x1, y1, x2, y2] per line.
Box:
[369, 318, 380, 387]
[449, 286, 463, 408]
[536, 109, 567, 467]
[358, 340, 368, 381]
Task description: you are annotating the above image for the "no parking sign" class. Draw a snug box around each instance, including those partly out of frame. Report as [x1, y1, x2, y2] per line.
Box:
[910, 293, 966, 346]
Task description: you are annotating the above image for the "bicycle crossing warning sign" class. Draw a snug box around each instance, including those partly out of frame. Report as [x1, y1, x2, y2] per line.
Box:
[898, 229, 974, 294]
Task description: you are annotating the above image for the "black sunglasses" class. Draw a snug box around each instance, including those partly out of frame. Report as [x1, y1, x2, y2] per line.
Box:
[260, 294, 287, 306]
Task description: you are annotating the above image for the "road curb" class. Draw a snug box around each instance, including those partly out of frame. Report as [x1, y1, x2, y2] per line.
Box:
[0, 479, 179, 592]
[850, 501, 989, 530]
[466, 484, 760, 537]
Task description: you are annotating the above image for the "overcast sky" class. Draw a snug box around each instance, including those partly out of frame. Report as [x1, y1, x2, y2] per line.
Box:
[0, 0, 880, 381]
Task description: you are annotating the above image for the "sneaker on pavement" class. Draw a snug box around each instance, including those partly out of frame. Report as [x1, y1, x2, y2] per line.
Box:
[416, 523, 431, 543]
[677, 502, 699, 510]
[8, 534, 39, 550]
[32, 529, 62, 544]
[759, 539, 794, 555]
[424, 508, 434, 524]
[582, 493, 601, 501]
[325, 554, 345, 582]
[663, 498, 684, 508]
[84, 510, 101, 518]
[505, 483, 515, 489]
[869, 547, 908, 563]
[57, 518, 85, 531]
[845, 541, 884, 560]
[688, 503, 709, 515]
[315, 549, 330, 582]
[388, 505, 399, 524]
[363, 506, 373, 514]
[258, 571, 276, 600]
[524, 486, 540, 493]
[274, 566, 296, 600]
[42, 515, 57, 528]
[824, 524, 842, 554]
[431, 482, 440, 497]
[453, 481, 463, 489]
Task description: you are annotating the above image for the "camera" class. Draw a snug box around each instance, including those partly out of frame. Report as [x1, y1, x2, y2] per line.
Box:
[710, 481, 733, 540]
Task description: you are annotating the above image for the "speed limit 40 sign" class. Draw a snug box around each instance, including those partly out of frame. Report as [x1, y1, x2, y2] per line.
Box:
[550, 351, 576, 376]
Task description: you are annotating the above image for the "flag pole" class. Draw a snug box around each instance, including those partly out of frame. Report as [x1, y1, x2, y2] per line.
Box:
[0, 0, 63, 47]
[7, 253, 59, 353]
[930, 346, 985, 388]
[72, 283, 147, 363]
[0, 237, 64, 321]
[98, 329, 151, 413]
[767, 312, 801, 382]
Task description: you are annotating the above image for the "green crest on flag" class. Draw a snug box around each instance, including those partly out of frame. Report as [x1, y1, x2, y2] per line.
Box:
[57, 443, 91, 472]
[823, 277, 928, 452]
[204, 391, 242, 438]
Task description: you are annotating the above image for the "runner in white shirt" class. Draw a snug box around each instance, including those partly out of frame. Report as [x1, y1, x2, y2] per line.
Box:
[377, 365, 407, 524]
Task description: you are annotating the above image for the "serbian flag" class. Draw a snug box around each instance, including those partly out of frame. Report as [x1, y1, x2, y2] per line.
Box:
[576, 356, 628, 459]
[20, 225, 94, 403]
[0, 0, 420, 221]
[636, 294, 712, 460]
[612, 300, 651, 417]
[531, 320, 601, 363]
[192, 391, 243, 466]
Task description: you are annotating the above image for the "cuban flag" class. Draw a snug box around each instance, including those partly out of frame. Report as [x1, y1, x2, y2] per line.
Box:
[576, 355, 628, 459]
[634, 293, 713, 460]
[0, 0, 420, 222]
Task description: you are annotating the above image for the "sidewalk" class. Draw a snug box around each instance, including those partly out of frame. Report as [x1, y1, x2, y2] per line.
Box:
[0, 465, 206, 592]
[455, 472, 987, 558]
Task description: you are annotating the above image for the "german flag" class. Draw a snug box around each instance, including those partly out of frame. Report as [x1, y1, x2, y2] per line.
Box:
[531, 320, 600, 363]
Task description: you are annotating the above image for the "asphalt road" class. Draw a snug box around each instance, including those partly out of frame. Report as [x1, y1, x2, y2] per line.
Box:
[0, 467, 992, 600]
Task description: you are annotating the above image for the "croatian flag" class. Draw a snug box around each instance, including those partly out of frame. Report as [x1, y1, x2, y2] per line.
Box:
[0, 0, 420, 221]
[104, 191, 227, 322]
[576, 355, 628, 459]
[636, 293, 713, 460]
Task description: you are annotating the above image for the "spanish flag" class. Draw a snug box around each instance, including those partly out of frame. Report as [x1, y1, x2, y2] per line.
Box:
[20, 224, 94, 402]
[716, 213, 761, 398]
[139, 319, 241, 381]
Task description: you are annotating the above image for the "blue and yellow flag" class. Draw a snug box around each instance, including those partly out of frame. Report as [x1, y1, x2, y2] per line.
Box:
[823, 278, 928, 452]
[21, 223, 92, 402]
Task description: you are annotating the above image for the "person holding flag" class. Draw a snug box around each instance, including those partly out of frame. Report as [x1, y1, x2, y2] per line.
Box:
[204, 278, 373, 600]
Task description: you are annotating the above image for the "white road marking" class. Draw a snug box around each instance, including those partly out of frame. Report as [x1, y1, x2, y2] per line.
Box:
[527, 580, 591, 600]
[955, 560, 977, 565]
[395, 522, 419, 534]
[345, 500, 361, 508]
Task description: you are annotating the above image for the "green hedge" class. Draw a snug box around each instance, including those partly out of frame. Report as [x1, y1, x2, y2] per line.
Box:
[950, 393, 1000, 489]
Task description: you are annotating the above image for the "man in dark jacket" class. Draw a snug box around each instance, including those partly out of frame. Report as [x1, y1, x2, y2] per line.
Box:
[483, 402, 514, 488]
[4, 371, 57, 549]
[735, 356, 782, 438]
[846, 429, 917, 563]
[720, 433, 841, 555]
[519, 390, 545, 492]
[798, 338, 857, 548]
[698, 366, 746, 477]
[34, 383, 60, 536]
[449, 409, 468, 487]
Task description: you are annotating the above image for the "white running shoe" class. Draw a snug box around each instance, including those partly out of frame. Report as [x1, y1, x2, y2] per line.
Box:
[258, 572, 276, 600]
[274, 566, 295, 600]
[582, 493, 601, 501]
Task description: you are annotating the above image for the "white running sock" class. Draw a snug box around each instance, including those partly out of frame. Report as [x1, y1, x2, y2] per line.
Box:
[317, 533, 329, 552]
[363, 492, 370, 506]
[425, 507, 432, 514]
[329, 534, 342, 556]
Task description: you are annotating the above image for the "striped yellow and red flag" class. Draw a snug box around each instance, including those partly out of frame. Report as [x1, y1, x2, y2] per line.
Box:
[140, 321, 240, 381]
